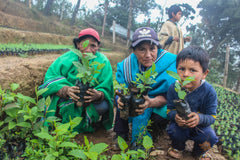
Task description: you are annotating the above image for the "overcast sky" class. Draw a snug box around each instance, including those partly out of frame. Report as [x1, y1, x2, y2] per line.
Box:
[68, 0, 202, 34]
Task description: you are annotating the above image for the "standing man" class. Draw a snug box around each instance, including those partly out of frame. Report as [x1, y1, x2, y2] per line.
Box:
[158, 5, 191, 55]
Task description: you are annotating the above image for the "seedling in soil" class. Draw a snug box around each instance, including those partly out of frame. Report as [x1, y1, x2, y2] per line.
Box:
[72, 40, 105, 107]
[114, 81, 131, 120]
[166, 70, 195, 120]
[130, 62, 158, 117]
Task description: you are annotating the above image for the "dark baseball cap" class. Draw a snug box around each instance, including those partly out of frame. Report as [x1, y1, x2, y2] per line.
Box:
[131, 27, 159, 47]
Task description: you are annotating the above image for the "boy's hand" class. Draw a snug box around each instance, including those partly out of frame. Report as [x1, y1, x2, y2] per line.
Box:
[175, 114, 186, 127]
[185, 112, 200, 128]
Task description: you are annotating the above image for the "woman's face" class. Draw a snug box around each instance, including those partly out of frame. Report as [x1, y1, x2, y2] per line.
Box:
[77, 37, 99, 55]
[134, 41, 158, 68]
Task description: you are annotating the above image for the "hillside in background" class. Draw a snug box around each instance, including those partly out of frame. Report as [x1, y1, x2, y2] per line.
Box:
[0, 0, 129, 53]
[0, 0, 128, 97]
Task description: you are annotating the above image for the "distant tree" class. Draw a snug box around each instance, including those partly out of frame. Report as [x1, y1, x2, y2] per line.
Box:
[126, 0, 133, 46]
[44, 0, 54, 16]
[50, 0, 72, 20]
[106, 0, 157, 30]
[59, 0, 66, 21]
[197, 0, 240, 90]
[27, 0, 32, 8]
[35, 0, 45, 12]
[101, 0, 109, 37]
[71, 0, 81, 25]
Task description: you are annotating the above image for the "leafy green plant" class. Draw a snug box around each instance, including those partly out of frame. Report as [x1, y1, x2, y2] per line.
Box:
[23, 116, 109, 160]
[23, 116, 82, 159]
[166, 71, 195, 120]
[72, 40, 105, 86]
[132, 62, 158, 98]
[0, 83, 48, 159]
[114, 80, 130, 96]
[111, 135, 153, 160]
[166, 70, 195, 100]
[213, 85, 240, 159]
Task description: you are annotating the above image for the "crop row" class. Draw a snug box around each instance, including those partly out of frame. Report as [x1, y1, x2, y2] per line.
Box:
[0, 43, 72, 56]
[213, 85, 240, 159]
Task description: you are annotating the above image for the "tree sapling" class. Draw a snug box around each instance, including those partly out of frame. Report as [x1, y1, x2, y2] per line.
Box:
[72, 40, 105, 107]
[167, 70, 195, 120]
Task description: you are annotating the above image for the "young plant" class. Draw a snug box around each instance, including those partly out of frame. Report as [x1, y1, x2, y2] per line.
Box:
[23, 117, 109, 160]
[113, 80, 131, 120]
[72, 40, 105, 107]
[0, 83, 48, 159]
[114, 80, 130, 96]
[23, 116, 83, 159]
[72, 40, 105, 86]
[132, 62, 158, 98]
[166, 70, 195, 120]
[111, 135, 153, 160]
[129, 62, 158, 117]
[166, 70, 195, 100]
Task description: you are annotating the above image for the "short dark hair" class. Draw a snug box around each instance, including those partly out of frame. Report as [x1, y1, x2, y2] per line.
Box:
[168, 5, 182, 19]
[176, 46, 209, 72]
[73, 35, 100, 49]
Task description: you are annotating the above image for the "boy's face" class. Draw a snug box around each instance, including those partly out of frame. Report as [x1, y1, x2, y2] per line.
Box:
[172, 11, 182, 22]
[177, 58, 209, 92]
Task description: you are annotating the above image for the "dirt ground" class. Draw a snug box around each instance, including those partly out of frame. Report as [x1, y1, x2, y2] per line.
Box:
[0, 54, 227, 160]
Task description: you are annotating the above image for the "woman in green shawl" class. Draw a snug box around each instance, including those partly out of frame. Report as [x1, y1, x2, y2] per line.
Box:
[39, 28, 114, 133]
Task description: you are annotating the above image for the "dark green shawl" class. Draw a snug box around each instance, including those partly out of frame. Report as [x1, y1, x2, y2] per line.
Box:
[39, 50, 114, 132]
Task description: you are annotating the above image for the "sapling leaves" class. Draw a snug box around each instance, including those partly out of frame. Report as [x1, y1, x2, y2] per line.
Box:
[36, 87, 48, 97]
[182, 76, 195, 86]
[10, 83, 19, 91]
[118, 136, 128, 151]
[178, 90, 187, 100]
[175, 82, 181, 92]
[72, 41, 105, 86]
[167, 70, 195, 100]
[58, 142, 78, 148]
[16, 122, 31, 128]
[82, 40, 89, 48]
[143, 135, 153, 151]
[89, 143, 108, 154]
[113, 80, 129, 96]
[68, 149, 86, 159]
[133, 62, 157, 97]
[4, 106, 19, 118]
[166, 71, 181, 82]
[69, 117, 82, 129]
[16, 93, 36, 104]
[35, 132, 54, 140]
[84, 135, 90, 148]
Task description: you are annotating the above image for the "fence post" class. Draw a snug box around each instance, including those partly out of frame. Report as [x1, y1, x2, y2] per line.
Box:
[112, 20, 115, 44]
[223, 45, 230, 88]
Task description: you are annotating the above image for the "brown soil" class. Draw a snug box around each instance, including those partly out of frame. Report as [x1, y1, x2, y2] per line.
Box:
[0, 54, 226, 160]
[77, 127, 226, 160]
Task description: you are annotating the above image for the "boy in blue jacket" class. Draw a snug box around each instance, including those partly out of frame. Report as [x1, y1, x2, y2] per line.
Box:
[166, 46, 218, 160]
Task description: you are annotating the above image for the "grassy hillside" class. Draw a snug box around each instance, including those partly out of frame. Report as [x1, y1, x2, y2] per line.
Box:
[0, 0, 129, 54]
